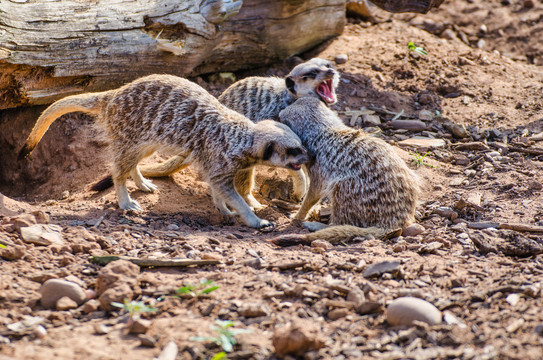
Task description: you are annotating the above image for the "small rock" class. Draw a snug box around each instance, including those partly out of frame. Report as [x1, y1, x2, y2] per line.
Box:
[334, 54, 348, 64]
[7, 316, 45, 335]
[363, 260, 400, 278]
[441, 29, 457, 40]
[272, 320, 325, 357]
[506, 318, 525, 333]
[166, 224, 179, 231]
[362, 114, 381, 126]
[96, 260, 141, 311]
[202, 253, 221, 261]
[391, 120, 426, 132]
[56, 296, 79, 311]
[451, 124, 469, 138]
[9, 214, 37, 232]
[443, 311, 467, 328]
[418, 110, 434, 121]
[311, 240, 333, 249]
[243, 258, 263, 268]
[239, 303, 271, 318]
[20, 224, 64, 246]
[157, 341, 179, 360]
[40, 279, 86, 309]
[138, 334, 157, 347]
[94, 323, 110, 335]
[398, 138, 446, 149]
[402, 224, 425, 237]
[33, 325, 47, 340]
[386, 297, 442, 326]
[506, 293, 520, 306]
[357, 301, 384, 315]
[476, 39, 486, 49]
[418, 242, 443, 254]
[82, 299, 100, 314]
[128, 318, 152, 334]
[328, 308, 349, 320]
[0, 245, 26, 260]
[346, 288, 365, 308]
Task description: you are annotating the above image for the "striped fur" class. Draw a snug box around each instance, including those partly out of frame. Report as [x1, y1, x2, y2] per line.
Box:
[19, 75, 309, 230]
[278, 97, 419, 233]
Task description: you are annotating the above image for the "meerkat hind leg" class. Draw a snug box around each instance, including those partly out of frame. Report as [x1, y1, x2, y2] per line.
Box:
[114, 174, 142, 211]
[292, 185, 322, 220]
[234, 167, 265, 210]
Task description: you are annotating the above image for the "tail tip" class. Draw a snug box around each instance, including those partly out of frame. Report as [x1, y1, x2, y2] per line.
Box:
[90, 175, 114, 192]
[17, 145, 32, 161]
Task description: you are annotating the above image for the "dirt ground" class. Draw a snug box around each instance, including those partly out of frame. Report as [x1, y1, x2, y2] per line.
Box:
[1, 0, 543, 359]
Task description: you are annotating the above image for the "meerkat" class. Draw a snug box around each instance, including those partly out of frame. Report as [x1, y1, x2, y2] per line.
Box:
[270, 97, 419, 245]
[91, 58, 340, 207]
[18, 74, 309, 231]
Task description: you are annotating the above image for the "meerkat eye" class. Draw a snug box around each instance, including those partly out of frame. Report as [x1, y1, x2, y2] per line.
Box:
[286, 147, 302, 157]
[302, 70, 318, 79]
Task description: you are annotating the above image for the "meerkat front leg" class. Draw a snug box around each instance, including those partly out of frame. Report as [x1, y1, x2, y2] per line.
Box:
[234, 167, 265, 210]
[289, 167, 308, 202]
[210, 176, 275, 231]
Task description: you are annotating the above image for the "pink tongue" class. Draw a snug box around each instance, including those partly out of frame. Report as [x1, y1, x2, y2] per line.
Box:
[317, 81, 335, 103]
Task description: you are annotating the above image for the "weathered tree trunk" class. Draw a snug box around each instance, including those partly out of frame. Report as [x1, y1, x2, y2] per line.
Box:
[0, 0, 346, 109]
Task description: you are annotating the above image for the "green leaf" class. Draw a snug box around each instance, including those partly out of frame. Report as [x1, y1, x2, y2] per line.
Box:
[0, 244, 5, 248]
[111, 302, 125, 309]
[201, 285, 219, 294]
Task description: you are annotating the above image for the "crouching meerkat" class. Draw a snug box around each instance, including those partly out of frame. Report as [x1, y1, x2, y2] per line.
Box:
[93, 58, 340, 207]
[271, 97, 420, 245]
[18, 74, 309, 231]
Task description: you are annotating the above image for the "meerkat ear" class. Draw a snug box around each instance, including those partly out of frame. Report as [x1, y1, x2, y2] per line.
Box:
[285, 77, 296, 95]
[262, 142, 275, 161]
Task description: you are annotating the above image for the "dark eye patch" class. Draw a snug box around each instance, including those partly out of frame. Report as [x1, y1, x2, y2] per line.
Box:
[286, 147, 302, 157]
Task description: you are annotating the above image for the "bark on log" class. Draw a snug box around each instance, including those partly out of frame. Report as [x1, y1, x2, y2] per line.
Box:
[0, 0, 346, 110]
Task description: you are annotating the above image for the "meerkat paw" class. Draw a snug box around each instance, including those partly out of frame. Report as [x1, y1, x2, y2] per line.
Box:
[257, 219, 276, 232]
[245, 195, 266, 211]
[120, 199, 143, 212]
[302, 221, 328, 232]
[137, 178, 158, 193]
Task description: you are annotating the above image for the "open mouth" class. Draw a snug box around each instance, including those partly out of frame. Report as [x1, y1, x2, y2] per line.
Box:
[316, 79, 336, 104]
[288, 163, 302, 171]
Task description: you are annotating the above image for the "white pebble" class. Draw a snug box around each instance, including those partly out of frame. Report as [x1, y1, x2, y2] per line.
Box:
[386, 297, 442, 326]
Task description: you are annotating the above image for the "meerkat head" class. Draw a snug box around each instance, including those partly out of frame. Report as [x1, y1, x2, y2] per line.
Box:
[285, 58, 340, 105]
[253, 120, 309, 171]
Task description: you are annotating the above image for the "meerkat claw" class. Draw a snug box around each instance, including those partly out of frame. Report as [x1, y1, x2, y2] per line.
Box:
[258, 220, 276, 232]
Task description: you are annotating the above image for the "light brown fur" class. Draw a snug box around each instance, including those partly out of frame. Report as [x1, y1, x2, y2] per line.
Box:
[19, 75, 309, 231]
[271, 97, 420, 244]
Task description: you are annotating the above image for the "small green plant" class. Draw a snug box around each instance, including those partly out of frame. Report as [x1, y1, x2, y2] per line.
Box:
[191, 320, 252, 352]
[211, 352, 227, 360]
[411, 150, 436, 168]
[408, 41, 428, 56]
[0, 244, 5, 249]
[111, 299, 157, 319]
[177, 278, 219, 297]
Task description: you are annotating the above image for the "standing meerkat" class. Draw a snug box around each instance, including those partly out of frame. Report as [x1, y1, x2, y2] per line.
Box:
[18, 74, 309, 231]
[93, 58, 340, 207]
[271, 97, 419, 244]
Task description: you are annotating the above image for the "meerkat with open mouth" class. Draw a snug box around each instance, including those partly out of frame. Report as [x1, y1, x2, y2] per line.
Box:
[92, 58, 340, 209]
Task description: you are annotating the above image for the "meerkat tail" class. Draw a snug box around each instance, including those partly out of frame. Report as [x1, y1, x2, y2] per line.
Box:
[270, 225, 401, 247]
[90, 175, 114, 192]
[139, 155, 189, 177]
[18, 93, 108, 160]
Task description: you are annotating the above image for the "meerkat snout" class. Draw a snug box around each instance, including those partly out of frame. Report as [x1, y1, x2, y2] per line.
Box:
[261, 141, 309, 170]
